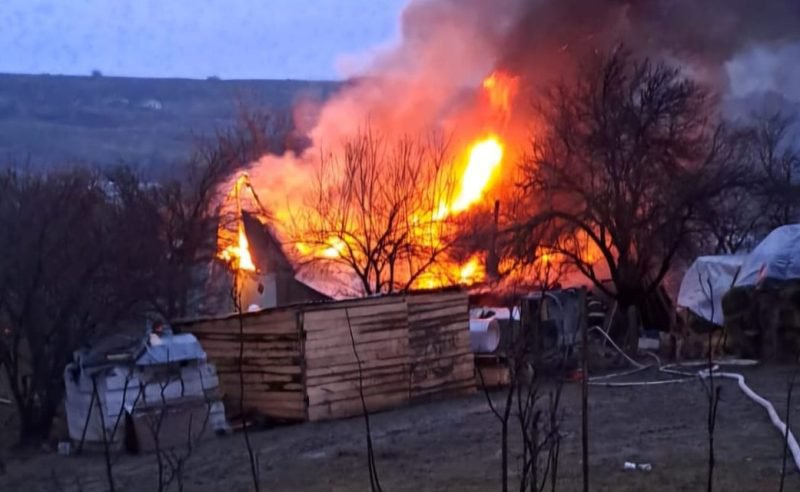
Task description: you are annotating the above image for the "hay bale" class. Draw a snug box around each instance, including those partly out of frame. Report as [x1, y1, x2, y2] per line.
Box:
[722, 286, 757, 357]
[721, 282, 800, 362]
[770, 282, 800, 361]
[673, 309, 727, 360]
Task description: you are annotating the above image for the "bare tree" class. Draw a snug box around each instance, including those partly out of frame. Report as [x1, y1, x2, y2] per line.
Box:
[748, 110, 800, 233]
[344, 307, 383, 492]
[0, 169, 136, 442]
[695, 127, 762, 255]
[139, 367, 213, 492]
[700, 184, 762, 255]
[88, 375, 142, 492]
[514, 48, 741, 349]
[107, 151, 241, 321]
[104, 106, 295, 321]
[292, 129, 458, 295]
[699, 110, 800, 254]
[476, 265, 566, 492]
[696, 270, 722, 492]
[231, 276, 261, 492]
[0, 106, 290, 442]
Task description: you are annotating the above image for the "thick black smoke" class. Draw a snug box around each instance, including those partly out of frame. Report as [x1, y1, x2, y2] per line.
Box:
[495, 0, 800, 91]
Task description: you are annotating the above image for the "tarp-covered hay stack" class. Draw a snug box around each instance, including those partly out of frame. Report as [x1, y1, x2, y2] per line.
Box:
[175, 290, 474, 422]
[677, 225, 800, 361]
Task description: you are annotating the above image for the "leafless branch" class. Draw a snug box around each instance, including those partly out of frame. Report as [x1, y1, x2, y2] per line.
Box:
[232, 274, 261, 492]
[697, 270, 721, 492]
[345, 307, 383, 492]
[512, 48, 742, 344]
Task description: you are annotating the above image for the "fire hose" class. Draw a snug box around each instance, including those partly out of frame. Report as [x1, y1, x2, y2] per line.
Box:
[583, 327, 800, 473]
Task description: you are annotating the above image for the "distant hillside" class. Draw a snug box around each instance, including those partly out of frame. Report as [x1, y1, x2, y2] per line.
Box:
[0, 73, 342, 170]
[1, 73, 796, 173]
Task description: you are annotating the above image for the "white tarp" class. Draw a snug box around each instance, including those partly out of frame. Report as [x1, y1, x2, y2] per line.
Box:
[677, 255, 745, 325]
[678, 224, 800, 324]
[64, 359, 225, 444]
[137, 333, 206, 365]
[734, 224, 800, 287]
[64, 331, 226, 445]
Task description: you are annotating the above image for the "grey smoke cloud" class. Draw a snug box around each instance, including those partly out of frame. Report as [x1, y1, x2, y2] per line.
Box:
[727, 43, 800, 101]
[495, 0, 800, 94]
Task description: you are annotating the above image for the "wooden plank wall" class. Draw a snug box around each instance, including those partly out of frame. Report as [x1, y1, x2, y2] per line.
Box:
[177, 308, 307, 421]
[177, 290, 474, 423]
[302, 297, 411, 421]
[407, 291, 475, 401]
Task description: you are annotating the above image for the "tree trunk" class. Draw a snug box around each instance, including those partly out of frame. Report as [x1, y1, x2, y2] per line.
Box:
[19, 408, 53, 444]
[15, 391, 59, 444]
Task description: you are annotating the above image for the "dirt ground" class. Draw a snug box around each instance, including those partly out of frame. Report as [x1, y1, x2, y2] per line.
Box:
[2, 365, 799, 492]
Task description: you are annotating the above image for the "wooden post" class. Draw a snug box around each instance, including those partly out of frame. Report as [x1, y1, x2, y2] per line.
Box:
[579, 287, 589, 492]
[486, 200, 501, 281]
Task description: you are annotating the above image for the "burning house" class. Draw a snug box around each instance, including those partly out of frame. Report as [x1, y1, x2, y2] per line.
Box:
[215, 174, 330, 310]
[213, 0, 800, 303]
[194, 0, 800, 399]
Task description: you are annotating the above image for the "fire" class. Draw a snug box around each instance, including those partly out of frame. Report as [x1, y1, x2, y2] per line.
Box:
[236, 71, 520, 291]
[321, 237, 348, 259]
[294, 236, 349, 259]
[217, 175, 256, 272]
[410, 254, 486, 290]
[482, 71, 519, 115]
[449, 136, 504, 214]
[219, 225, 256, 272]
[459, 255, 484, 284]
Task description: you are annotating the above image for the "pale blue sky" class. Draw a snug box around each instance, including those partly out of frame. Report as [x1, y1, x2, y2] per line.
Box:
[0, 0, 407, 80]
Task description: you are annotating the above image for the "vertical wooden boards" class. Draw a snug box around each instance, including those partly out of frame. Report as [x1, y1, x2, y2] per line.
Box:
[176, 307, 306, 421]
[303, 297, 411, 421]
[407, 291, 475, 402]
[177, 290, 475, 423]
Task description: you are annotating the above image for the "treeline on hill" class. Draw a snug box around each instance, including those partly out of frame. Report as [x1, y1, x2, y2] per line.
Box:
[0, 49, 798, 445]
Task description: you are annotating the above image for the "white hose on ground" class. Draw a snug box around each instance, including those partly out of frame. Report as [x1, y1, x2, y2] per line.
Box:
[587, 326, 646, 369]
[586, 327, 695, 386]
[699, 369, 800, 473]
[580, 327, 800, 472]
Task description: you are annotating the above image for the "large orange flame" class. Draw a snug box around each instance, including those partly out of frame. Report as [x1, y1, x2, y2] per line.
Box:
[239, 72, 520, 289]
[217, 175, 256, 272]
[450, 136, 503, 213]
[219, 223, 256, 272]
[459, 254, 485, 284]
